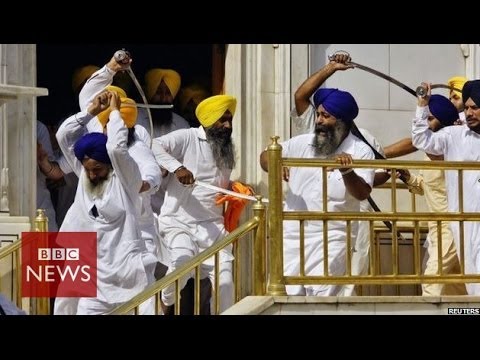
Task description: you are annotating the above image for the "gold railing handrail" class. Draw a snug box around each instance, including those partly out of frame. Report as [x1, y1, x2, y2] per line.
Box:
[109, 216, 262, 315]
[283, 158, 480, 171]
[266, 136, 480, 294]
[283, 212, 480, 221]
[285, 274, 480, 285]
[0, 240, 22, 260]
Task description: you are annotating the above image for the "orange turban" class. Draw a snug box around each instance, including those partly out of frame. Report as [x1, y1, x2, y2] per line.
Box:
[72, 65, 100, 93]
[145, 68, 181, 102]
[178, 84, 210, 113]
[97, 97, 138, 128]
[195, 95, 237, 128]
[447, 76, 468, 98]
[105, 85, 127, 98]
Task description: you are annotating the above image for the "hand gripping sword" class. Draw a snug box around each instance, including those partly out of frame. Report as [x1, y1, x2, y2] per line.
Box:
[114, 49, 173, 148]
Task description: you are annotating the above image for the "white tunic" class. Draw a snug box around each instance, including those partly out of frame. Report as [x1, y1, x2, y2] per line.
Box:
[136, 108, 190, 139]
[152, 127, 233, 263]
[281, 131, 375, 293]
[283, 133, 375, 241]
[78, 65, 162, 259]
[412, 105, 480, 294]
[55, 110, 157, 312]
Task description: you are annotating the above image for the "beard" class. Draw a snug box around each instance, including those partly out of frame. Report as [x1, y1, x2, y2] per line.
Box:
[83, 169, 112, 199]
[205, 126, 236, 170]
[152, 108, 173, 127]
[313, 121, 348, 157]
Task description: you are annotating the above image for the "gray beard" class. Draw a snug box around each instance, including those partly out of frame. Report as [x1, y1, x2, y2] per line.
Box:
[313, 121, 348, 157]
[83, 170, 112, 199]
[206, 129, 236, 170]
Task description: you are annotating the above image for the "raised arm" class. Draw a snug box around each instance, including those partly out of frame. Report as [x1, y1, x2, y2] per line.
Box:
[411, 83, 448, 156]
[105, 92, 143, 194]
[294, 53, 354, 116]
[79, 54, 132, 111]
[57, 92, 111, 177]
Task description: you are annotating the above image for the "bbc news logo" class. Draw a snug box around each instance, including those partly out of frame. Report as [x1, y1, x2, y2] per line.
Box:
[447, 308, 480, 315]
[22, 232, 97, 297]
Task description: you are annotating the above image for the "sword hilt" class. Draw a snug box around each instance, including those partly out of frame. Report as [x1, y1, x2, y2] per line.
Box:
[114, 49, 131, 65]
[416, 86, 427, 98]
[327, 50, 351, 62]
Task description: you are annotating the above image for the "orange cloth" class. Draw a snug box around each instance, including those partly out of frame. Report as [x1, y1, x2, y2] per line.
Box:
[215, 181, 254, 232]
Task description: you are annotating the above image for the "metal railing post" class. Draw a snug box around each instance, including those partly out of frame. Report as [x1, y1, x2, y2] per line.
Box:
[34, 209, 50, 315]
[253, 195, 266, 295]
[267, 136, 286, 295]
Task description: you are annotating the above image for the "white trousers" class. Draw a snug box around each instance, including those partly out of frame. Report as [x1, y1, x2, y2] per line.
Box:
[161, 230, 234, 313]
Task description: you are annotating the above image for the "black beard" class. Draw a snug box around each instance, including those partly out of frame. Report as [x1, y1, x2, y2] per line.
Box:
[152, 108, 173, 127]
[313, 121, 347, 157]
[205, 126, 236, 170]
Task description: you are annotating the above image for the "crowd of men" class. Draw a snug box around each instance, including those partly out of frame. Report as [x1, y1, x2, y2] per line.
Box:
[33, 51, 480, 315]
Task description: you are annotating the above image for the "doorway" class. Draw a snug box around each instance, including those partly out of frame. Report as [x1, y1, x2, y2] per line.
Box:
[36, 44, 224, 127]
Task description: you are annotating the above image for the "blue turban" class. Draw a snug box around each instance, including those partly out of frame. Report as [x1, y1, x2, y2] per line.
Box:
[74, 133, 111, 165]
[313, 88, 359, 123]
[462, 80, 480, 106]
[429, 94, 458, 127]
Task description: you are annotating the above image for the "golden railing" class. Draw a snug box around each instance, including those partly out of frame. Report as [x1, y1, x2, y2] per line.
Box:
[110, 197, 266, 315]
[0, 209, 50, 314]
[0, 232, 23, 310]
[266, 136, 480, 294]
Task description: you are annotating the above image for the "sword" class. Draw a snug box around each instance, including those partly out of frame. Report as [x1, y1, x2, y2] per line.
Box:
[114, 49, 155, 148]
[195, 180, 269, 204]
[328, 52, 462, 98]
[136, 104, 174, 109]
[416, 84, 462, 97]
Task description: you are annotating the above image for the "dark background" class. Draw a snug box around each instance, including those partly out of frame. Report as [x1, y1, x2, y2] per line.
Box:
[36, 44, 213, 126]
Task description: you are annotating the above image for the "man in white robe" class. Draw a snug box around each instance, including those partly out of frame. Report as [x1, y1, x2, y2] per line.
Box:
[54, 91, 157, 315]
[286, 53, 384, 295]
[412, 80, 480, 295]
[77, 53, 165, 269]
[260, 57, 375, 295]
[152, 95, 238, 313]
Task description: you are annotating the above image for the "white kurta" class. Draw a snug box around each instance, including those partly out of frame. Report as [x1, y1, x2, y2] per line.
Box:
[291, 106, 382, 295]
[282, 130, 375, 296]
[37, 121, 58, 231]
[136, 109, 190, 214]
[78, 66, 162, 261]
[412, 105, 480, 295]
[152, 127, 233, 261]
[152, 127, 234, 311]
[136, 108, 190, 139]
[54, 110, 157, 314]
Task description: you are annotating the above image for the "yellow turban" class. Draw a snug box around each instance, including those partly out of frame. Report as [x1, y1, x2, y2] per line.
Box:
[178, 85, 210, 113]
[72, 65, 100, 93]
[145, 68, 181, 101]
[447, 76, 468, 97]
[105, 85, 127, 98]
[97, 97, 138, 129]
[195, 95, 237, 128]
